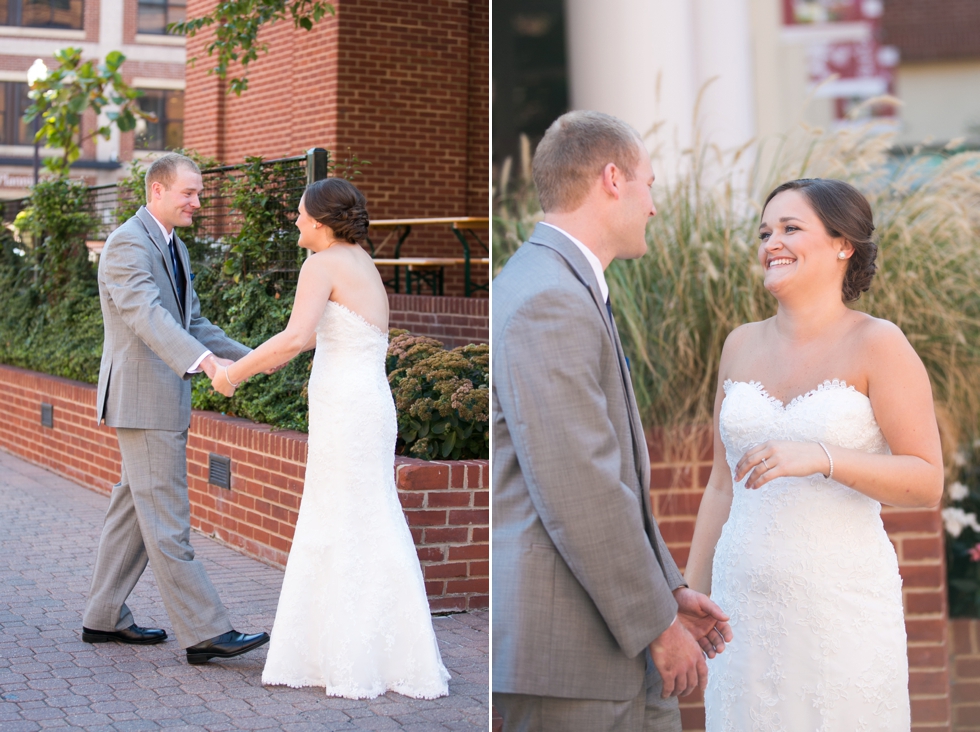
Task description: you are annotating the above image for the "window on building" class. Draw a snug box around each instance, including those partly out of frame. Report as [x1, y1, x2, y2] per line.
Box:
[492, 0, 569, 165]
[0, 82, 35, 146]
[135, 89, 184, 150]
[137, 0, 185, 34]
[1, 0, 84, 29]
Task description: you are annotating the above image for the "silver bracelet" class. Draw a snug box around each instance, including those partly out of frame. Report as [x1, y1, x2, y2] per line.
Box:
[221, 365, 241, 388]
[817, 441, 834, 481]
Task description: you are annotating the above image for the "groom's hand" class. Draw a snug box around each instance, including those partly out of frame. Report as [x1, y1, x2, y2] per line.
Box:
[674, 586, 733, 658]
[649, 617, 708, 698]
[200, 355, 233, 379]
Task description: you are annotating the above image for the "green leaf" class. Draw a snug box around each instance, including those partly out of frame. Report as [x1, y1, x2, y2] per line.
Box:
[104, 50, 126, 69]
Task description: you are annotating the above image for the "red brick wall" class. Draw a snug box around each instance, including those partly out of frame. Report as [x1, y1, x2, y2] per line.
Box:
[182, 0, 489, 298]
[647, 427, 952, 732]
[389, 294, 487, 348]
[0, 364, 488, 612]
[882, 0, 980, 62]
[952, 619, 980, 731]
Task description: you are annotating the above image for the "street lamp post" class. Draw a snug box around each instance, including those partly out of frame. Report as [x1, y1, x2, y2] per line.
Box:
[32, 117, 41, 187]
[26, 58, 48, 187]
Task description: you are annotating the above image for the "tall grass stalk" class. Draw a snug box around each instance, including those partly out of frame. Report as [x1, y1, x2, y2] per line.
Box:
[493, 124, 980, 465]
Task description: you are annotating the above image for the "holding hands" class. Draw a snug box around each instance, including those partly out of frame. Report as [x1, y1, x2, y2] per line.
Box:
[649, 587, 733, 699]
[736, 440, 833, 490]
[674, 586, 732, 659]
[212, 365, 239, 397]
[204, 354, 288, 398]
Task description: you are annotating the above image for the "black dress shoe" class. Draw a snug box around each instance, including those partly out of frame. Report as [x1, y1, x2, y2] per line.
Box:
[82, 624, 168, 645]
[185, 630, 270, 665]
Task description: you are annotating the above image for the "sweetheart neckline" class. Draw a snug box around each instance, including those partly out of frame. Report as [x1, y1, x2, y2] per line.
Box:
[723, 378, 869, 410]
[327, 300, 387, 339]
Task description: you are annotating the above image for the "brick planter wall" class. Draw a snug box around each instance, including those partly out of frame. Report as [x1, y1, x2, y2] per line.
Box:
[183, 0, 489, 300]
[388, 294, 488, 349]
[647, 427, 952, 732]
[0, 364, 488, 613]
[951, 618, 980, 731]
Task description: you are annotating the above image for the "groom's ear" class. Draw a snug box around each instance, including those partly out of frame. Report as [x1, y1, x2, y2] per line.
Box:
[600, 162, 622, 199]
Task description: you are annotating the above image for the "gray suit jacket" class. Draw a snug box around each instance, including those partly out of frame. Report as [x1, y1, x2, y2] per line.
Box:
[96, 207, 251, 431]
[492, 223, 686, 701]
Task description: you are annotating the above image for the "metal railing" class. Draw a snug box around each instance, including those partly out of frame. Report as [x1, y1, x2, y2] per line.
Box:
[0, 148, 329, 279]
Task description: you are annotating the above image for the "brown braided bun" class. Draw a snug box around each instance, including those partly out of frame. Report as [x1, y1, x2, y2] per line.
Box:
[303, 178, 370, 244]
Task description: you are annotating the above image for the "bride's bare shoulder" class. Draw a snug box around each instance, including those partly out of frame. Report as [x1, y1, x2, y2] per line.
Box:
[724, 319, 770, 353]
[851, 312, 908, 345]
[716, 320, 770, 385]
[850, 312, 918, 361]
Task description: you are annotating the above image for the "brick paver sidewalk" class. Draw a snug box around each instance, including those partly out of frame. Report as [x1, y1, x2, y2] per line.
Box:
[0, 450, 488, 731]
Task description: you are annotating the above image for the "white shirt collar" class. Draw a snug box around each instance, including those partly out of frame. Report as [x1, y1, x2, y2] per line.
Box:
[145, 208, 173, 245]
[540, 222, 609, 302]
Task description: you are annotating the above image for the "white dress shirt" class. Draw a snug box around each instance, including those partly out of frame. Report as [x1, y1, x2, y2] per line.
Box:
[145, 208, 211, 374]
[540, 222, 609, 303]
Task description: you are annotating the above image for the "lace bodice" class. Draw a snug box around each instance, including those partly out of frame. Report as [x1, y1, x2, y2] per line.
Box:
[704, 379, 909, 731]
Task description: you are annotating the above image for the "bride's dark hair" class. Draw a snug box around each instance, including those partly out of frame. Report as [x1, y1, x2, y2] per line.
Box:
[763, 178, 877, 303]
[303, 178, 370, 243]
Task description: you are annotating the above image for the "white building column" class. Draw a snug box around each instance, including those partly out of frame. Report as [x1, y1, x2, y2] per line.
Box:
[692, 0, 756, 153]
[564, 0, 696, 155]
[95, 0, 125, 164]
[564, 0, 757, 178]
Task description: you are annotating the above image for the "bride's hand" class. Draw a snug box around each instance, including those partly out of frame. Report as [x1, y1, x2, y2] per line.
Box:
[736, 440, 832, 489]
[212, 365, 237, 398]
[673, 587, 732, 659]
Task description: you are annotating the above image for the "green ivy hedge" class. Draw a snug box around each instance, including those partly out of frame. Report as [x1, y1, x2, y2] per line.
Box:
[0, 157, 487, 460]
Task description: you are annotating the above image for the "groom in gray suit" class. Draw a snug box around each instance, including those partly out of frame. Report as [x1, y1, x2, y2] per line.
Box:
[82, 153, 269, 664]
[492, 111, 732, 730]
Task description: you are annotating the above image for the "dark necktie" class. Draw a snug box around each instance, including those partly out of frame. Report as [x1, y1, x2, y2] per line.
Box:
[168, 237, 185, 314]
[606, 297, 629, 372]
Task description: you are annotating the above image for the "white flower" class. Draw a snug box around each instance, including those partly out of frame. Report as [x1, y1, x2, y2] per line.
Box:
[949, 481, 970, 502]
[954, 451, 968, 467]
[942, 507, 980, 538]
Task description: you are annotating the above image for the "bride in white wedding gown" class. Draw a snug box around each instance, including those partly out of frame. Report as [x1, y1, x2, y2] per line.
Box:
[211, 178, 449, 699]
[685, 179, 943, 730]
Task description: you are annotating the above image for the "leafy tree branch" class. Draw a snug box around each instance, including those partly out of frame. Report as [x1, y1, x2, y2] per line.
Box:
[170, 0, 335, 95]
[24, 48, 154, 178]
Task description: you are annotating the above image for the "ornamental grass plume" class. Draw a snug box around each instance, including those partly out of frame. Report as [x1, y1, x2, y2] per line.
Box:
[493, 122, 980, 464]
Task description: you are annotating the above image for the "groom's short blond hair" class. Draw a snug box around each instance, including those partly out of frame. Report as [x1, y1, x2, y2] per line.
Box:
[145, 153, 201, 201]
[532, 110, 643, 213]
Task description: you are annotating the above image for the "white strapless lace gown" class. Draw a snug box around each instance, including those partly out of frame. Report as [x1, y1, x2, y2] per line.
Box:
[261, 301, 450, 699]
[704, 380, 909, 731]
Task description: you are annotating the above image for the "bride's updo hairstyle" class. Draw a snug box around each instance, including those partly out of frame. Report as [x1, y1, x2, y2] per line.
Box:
[303, 178, 370, 243]
[763, 178, 877, 302]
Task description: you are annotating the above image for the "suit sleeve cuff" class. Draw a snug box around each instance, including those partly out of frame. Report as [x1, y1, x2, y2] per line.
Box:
[186, 350, 212, 375]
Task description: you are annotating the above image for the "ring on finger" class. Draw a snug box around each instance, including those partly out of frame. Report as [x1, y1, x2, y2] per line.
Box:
[761, 457, 769, 470]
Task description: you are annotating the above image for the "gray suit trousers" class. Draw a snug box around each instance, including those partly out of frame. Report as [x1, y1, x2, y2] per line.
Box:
[83, 428, 232, 647]
[494, 655, 681, 732]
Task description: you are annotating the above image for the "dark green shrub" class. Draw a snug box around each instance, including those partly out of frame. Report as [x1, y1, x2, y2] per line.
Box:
[0, 180, 102, 382]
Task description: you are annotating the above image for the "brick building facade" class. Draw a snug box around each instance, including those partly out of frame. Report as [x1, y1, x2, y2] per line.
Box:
[0, 0, 186, 197]
[882, 0, 980, 63]
[183, 0, 490, 297]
